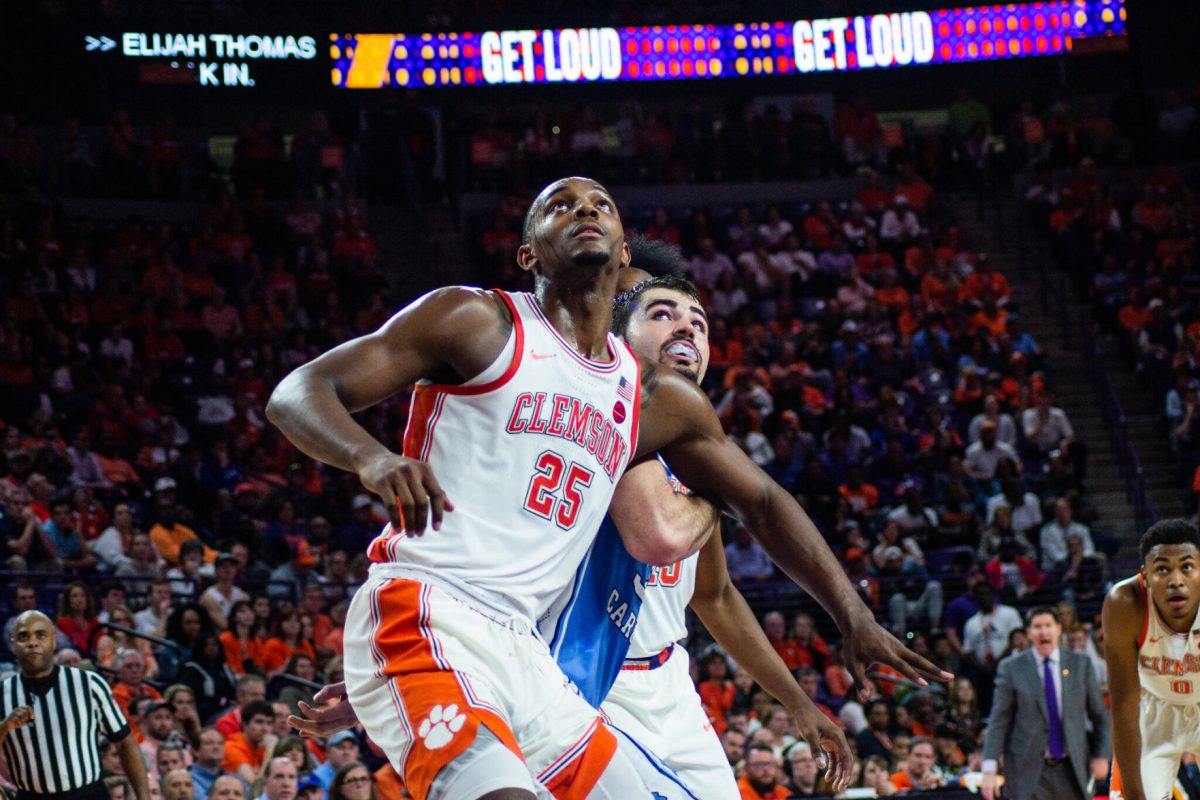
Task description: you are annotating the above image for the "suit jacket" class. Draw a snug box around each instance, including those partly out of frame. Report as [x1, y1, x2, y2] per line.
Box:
[982, 648, 1110, 800]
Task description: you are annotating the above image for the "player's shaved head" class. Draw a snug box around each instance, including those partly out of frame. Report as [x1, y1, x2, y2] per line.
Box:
[523, 176, 615, 245]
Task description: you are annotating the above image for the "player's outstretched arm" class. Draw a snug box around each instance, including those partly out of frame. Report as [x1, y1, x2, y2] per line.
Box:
[636, 363, 952, 688]
[1103, 578, 1146, 800]
[609, 458, 720, 565]
[267, 287, 511, 533]
[690, 528, 852, 792]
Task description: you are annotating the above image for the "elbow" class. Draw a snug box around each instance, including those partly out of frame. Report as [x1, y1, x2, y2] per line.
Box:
[626, 532, 691, 567]
[265, 369, 305, 427]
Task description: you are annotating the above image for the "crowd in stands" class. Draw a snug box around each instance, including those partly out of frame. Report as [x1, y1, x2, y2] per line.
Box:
[0, 81, 1192, 798]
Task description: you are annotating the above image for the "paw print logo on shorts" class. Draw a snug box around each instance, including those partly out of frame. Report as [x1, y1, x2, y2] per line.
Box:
[418, 704, 466, 750]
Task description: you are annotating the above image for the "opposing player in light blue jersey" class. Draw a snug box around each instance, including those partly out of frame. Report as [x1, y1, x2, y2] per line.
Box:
[575, 257, 851, 797]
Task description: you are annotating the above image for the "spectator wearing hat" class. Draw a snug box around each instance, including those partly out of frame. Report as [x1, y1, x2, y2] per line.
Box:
[149, 493, 217, 568]
[201, 553, 251, 630]
[268, 541, 318, 600]
[313, 732, 361, 789]
[139, 701, 186, 774]
[964, 419, 1021, 480]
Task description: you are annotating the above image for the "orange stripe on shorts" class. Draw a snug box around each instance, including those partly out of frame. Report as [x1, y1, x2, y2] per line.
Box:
[541, 721, 618, 800]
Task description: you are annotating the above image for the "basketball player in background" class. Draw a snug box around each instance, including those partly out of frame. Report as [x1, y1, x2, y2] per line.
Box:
[1103, 518, 1200, 800]
[270, 176, 946, 798]
[544, 248, 851, 797]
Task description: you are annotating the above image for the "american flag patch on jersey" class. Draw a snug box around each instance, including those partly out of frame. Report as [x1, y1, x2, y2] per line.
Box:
[617, 375, 635, 402]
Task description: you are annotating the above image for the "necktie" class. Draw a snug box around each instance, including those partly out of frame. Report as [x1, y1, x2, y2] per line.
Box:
[1043, 656, 1064, 759]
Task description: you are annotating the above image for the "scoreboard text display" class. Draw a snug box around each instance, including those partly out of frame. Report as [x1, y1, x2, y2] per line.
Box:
[330, 0, 1126, 89]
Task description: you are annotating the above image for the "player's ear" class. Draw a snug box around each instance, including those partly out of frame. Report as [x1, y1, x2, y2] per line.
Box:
[620, 239, 631, 269]
[517, 243, 538, 274]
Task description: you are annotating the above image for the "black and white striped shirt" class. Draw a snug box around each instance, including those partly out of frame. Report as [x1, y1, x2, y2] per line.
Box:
[0, 666, 130, 794]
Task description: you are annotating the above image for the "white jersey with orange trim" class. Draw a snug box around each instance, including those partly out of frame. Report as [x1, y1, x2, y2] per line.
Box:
[365, 290, 641, 626]
[1135, 573, 1200, 705]
[626, 459, 698, 659]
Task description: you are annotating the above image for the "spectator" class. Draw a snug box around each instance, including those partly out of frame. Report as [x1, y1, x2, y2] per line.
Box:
[257, 757, 298, 800]
[856, 700, 894, 762]
[221, 600, 269, 677]
[164, 684, 202, 747]
[112, 649, 163, 736]
[215, 675, 268, 739]
[328, 763, 374, 800]
[861, 755, 898, 796]
[149, 501, 217, 569]
[977, 506, 1037, 562]
[93, 503, 137, 571]
[261, 606, 316, 675]
[44, 496, 98, 572]
[56, 580, 101, 652]
[968, 395, 1017, 447]
[181, 633, 238, 722]
[313, 732, 360, 788]
[785, 741, 823, 797]
[133, 579, 173, 638]
[190, 728, 228, 798]
[161, 769, 193, 800]
[724, 525, 773, 582]
[200, 553, 250, 630]
[95, 605, 159, 681]
[221, 700, 276, 785]
[1039, 498, 1096, 570]
[880, 547, 943, 635]
[1022, 394, 1084, 478]
[140, 703, 185, 774]
[737, 743, 790, 799]
[985, 480, 1044, 537]
[210, 775, 246, 800]
[698, 651, 736, 732]
[964, 420, 1021, 480]
[962, 583, 1024, 669]
[986, 535, 1046, 602]
[890, 737, 945, 790]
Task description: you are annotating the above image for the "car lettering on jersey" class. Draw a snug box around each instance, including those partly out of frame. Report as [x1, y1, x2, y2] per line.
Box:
[1140, 653, 1200, 677]
[607, 587, 638, 639]
[505, 391, 629, 481]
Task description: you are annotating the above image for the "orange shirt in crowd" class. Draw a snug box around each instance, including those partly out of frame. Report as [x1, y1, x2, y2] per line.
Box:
[220, 631, 270, 676]
[1119, 304, 1152, 332]
[737, 777, 791, 800]
[149, 521, 217, 567]
[113, 682, 162, 740]
[261, 637, 318, 673]
[222, 731, 265, 774]
[698, 680, 735, 733]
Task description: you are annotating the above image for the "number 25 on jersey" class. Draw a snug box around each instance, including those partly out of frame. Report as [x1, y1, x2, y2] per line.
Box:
[524, 450, 594, 530]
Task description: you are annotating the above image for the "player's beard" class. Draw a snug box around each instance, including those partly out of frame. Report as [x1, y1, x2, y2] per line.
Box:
[571, 247, 611, 267]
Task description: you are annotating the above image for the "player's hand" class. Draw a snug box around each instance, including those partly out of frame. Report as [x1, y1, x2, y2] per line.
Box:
[841, 616, 953, 697]
[790, 703, 852, 793]
[2, 706, 34, 735]
[357, 452, 454, 536]
[288, 681, 360, 739]
[980, 771, 999, 800]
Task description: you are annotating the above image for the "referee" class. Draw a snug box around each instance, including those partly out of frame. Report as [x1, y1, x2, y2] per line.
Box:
[0, 611, 150, 800]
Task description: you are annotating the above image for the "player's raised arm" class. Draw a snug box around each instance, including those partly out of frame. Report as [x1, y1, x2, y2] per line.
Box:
[636, 365, 952, 688]
[1102, 578, 1146, 800]
[690, 523, 853, 791]
[267, 287, 512, 533]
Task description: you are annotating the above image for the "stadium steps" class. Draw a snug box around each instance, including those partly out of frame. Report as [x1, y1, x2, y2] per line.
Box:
[950, 193, 1143, 554]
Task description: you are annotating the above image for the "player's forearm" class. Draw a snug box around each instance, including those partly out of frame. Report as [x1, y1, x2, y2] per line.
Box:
[118, 735, 152, 800]
[742, 482, 873, 629]
[691, 582, 807, 712]
[266, 369, 392, 474]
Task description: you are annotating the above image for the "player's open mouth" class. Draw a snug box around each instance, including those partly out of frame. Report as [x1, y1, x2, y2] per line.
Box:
[664, 340, 700, 363]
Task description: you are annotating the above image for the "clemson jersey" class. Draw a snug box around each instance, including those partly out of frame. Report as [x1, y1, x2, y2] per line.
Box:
[366, 290, 641, 625]
[626, 460, 698, 659]
[1136, 573, 1200, 704]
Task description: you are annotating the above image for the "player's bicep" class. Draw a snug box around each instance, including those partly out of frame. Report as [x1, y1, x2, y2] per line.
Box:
[293, 287, 506, 413]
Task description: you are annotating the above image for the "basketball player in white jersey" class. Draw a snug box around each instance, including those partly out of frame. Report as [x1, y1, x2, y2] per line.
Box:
[1103, 518, 1200, 800]
[268, 176, 948, 799]
[601, 271, 851, 797]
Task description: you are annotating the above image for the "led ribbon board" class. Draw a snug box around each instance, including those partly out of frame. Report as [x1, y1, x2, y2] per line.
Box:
[330, 0, 1125, 89]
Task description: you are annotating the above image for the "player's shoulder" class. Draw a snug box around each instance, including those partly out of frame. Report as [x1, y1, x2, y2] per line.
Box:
[1103, 574, 1146, 630]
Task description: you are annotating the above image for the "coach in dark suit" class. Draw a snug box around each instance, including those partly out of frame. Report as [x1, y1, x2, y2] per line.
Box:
[981, 606, 1109, 800]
